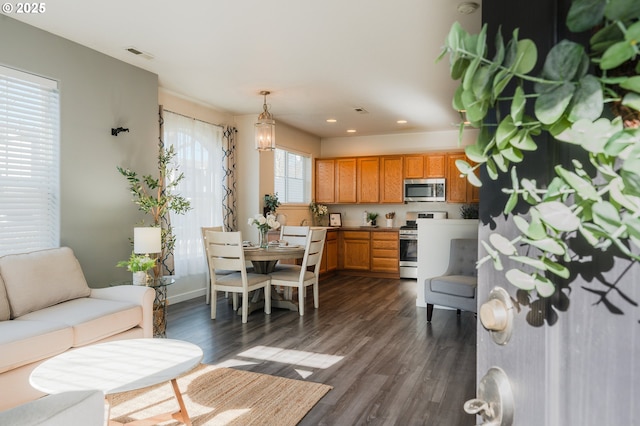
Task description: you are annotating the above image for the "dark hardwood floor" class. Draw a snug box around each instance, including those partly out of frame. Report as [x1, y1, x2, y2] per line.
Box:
[166, 274, 476, 425]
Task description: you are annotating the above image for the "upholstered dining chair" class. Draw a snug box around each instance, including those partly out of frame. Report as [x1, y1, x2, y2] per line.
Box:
[204, 230, 272, 323]
[201, 226, 234, 304]
[424, 238, 478, 323]
[269, 228, 327, 316]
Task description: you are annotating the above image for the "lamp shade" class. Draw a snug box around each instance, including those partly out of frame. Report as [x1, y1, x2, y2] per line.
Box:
[134, 227, 161, 254]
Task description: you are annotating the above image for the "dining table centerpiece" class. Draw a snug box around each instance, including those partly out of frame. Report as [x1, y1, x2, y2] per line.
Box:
[248, 213, 281, 248]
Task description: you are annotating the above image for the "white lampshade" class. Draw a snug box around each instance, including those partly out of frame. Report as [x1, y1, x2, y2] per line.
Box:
[134, 227, 161, 254]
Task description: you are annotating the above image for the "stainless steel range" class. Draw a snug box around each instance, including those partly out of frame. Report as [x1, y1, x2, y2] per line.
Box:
[399, 211, 447, 279]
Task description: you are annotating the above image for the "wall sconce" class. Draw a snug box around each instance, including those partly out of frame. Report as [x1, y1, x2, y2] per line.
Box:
[111, 127, 129, 136]
[255, 91, 276, 151]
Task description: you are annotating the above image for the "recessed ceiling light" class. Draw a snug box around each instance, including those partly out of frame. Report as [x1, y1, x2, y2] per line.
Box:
[347, 129, 357, 133]
[397, 120, 408, 124]
[326, 119, 337, 123]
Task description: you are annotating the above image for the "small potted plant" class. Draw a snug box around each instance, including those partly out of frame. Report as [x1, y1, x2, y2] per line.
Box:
[367, 212, 379, 227]
[116, 252, 156, 285]
[263, 193, 280, 216]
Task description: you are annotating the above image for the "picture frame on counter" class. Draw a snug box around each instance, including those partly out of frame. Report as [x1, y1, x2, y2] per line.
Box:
[329, 213, 342, 227]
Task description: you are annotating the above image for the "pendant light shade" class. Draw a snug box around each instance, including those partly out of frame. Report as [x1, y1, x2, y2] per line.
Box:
[255, 90, 276, 151]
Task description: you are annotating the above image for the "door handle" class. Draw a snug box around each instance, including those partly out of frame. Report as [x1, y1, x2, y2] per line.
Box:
[464, 367, 514, 425]
[479, 287, 514, 345]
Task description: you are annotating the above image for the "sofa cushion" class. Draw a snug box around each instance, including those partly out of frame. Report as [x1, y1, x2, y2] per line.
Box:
[0, 320, 73, 373]
[430, 275, 477, 298]
[0, 390, 104, 426]
[18, 297, 142, 347]
[0, 247, 91, 318]
[0, 274, 10, 321]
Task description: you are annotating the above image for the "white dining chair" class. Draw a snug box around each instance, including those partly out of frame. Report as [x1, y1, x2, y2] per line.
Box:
[201, 226, 234, 305]
[204, 230, 272, 323]
[279, 225, 310, 247]
[269, 228, 327, 316]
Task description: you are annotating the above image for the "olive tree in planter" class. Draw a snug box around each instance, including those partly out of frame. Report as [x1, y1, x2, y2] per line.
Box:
[117, 145, 191, 279]
[439, 0, 640, 298]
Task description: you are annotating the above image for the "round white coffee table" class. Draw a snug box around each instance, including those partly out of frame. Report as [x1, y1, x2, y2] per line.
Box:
[30, 338, 203, 426]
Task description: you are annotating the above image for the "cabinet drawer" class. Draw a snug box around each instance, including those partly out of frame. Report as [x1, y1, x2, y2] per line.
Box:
[326, 230, 338, 241]
[372, 240, 398, 250]
[342, 231, 370, 240]
[371, 232, 398, 241]
[371, 248, 398, 258]
[371, 257, 399, 272]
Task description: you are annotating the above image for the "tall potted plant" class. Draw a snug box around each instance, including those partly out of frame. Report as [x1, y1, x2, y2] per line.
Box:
[117, 145, 191, 279]
[439, 0, 640, 297]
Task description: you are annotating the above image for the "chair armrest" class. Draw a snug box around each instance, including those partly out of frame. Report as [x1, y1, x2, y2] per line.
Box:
[90, 286, 155, 338]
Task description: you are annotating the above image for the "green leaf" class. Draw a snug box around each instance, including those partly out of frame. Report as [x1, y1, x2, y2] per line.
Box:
[463, 56, 482, 91]
[455, 159, 472, 174]
[567, 0, 606, 32]
[496, 116, 517, 150]
[511, 86, 526, 125]
[568, 75, 603, 122]
[486, 157, 499, 180]
[555, 165, 600, 201]
[620, 76, 640, 93]
[465, 144, 487, 163]
[555, 118, 622, 154]
[534, 201, 581, 232]
[502, 146, 524, 163]
[472, 66, 494, 101]
[600, 41, 636, 70]
[492, 69, 513, 100]
[609, 177, 640, 211]
[510, 130, 538, 151]
[467, 170, 482, 187]
[535, 82, 575, 125]
[622, 93, 640, 112]
[511, 255, 547, 270]
[592, 201, 624, 235]
[451, 57, 470, 80]
[604, 0, 640, 21]
[504, 191, 519, 215]
[540, 40, 588, 82]
[513, 216, 531, 236]
[493, 152, 509, 173]
[490, 233, 518, 255]
[522, 237, 566, 256]
[481, 240, 504, 271]
[534, 275, 556, 297]
[604, 129, 638, 156]
[512, 39, 537, 74]
[579, 223, 600, 246]
[521, 178, 543, 203]
[621, 147, 640, 193]
[542, 258, 570, 279]
[452, 85, 465, 111]
[505, 269, 536, 291]
[528, 209, 548, 240]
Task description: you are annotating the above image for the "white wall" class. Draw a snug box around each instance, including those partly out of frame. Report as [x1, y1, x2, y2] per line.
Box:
[0, 16, 159, 287]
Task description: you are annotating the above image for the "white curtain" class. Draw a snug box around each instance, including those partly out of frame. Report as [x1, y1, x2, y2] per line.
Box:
[164, 111, 224, 277]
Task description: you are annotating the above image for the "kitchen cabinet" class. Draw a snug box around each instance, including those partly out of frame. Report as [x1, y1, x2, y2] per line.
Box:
[371, 231, 399, 273]
[336, 158, 357, 203]
[340, 231, 370, 270]
[315, 159, 335, 204]
[446, 153, 479, 203]
[319, 229, 338, 276]
[357, 157, 380, 203]
[380, 156, 403, 203]
[403, 153, 445, 179]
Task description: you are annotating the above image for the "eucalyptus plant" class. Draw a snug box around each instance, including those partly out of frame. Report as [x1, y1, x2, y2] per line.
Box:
[117, 145, 191, 276]
[439, 0, 640, 297]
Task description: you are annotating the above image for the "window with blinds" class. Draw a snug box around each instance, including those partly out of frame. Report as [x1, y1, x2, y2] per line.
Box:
[274, 148, 311, 204]
[0, 65, 60, 255]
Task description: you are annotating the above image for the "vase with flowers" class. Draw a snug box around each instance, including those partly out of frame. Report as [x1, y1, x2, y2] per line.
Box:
[248, 213, 281, 248]
[309, 202, 329, 226]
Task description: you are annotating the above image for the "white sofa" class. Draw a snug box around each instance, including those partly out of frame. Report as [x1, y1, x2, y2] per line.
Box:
[0, 247, 155, 410]
[0, 390, 104, 426]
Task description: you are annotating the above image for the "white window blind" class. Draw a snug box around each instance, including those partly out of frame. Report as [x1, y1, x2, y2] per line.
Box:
[274, 148, 311, 204]
[0, 65, 60, 255]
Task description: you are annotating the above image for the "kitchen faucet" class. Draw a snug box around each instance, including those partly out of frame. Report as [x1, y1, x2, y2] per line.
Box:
[300, 219, 308, 226]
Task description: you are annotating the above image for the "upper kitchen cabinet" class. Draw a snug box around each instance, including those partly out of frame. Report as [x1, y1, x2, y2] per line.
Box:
[315, 159, 336, 203]
[336, 158, 357, 203]
[380, 156, 403, 203]
[446, 153, 479, 203]
[357, 157, 380, 203]
[403, 153, 446, 179]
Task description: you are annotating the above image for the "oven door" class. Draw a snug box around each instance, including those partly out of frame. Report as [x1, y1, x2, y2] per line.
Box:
[399, 233, 418, 278]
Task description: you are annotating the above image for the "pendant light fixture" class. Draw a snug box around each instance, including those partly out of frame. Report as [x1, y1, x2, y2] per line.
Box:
[255, 90, 276, 151]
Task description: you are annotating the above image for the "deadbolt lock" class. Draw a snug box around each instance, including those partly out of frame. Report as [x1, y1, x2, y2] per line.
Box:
[479, 287, 514, 345]
[464, 367, 514, 425]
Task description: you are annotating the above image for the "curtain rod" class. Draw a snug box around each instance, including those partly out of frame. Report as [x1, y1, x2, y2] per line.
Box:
[163, 108, 225, 129]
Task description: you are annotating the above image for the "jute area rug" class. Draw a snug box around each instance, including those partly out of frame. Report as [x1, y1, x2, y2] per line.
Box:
[109, 365, 332, 425]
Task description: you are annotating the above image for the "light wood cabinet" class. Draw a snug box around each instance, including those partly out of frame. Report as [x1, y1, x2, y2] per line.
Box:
[320, 230, 338, 275]
[425, 154, 446, 178]
[357, 157, 380, 203]
[340, 231, 370, 270]
[447, 153, 480, 203]
[404, 155, 426, 179]
[336, 158, 357, 203]
[380, 156, 404, 203]
[370, 231, 399, 273]
[315, 159, 335, 204]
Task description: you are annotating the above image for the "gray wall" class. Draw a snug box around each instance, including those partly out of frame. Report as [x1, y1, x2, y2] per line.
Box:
[0, 16, 159, 286]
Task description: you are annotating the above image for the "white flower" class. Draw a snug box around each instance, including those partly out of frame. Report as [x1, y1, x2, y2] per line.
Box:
[249, 213, 280, 230]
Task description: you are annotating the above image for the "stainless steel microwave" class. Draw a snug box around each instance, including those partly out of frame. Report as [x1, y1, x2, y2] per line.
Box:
[404, 178, 446, 202]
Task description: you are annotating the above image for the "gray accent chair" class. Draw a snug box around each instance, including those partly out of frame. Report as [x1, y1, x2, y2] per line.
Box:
[424, 238, 478, 322]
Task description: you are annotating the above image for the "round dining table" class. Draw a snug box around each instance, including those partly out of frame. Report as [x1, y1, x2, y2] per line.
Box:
[242, 244, 306, 312]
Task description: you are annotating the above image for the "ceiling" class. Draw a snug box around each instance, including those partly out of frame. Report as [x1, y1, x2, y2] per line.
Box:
[9, 0, 482, 139]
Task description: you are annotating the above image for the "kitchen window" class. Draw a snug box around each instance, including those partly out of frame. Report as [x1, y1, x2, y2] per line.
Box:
[0, 65, 60, 255]
[274, 148, 311, 204]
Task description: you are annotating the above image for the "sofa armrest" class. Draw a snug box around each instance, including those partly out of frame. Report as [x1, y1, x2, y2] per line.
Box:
[90, 286, 155, 338]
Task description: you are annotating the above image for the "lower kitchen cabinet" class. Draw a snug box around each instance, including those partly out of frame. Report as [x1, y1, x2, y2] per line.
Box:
[340, 231, 371, 271]
[371, 231, 399, 273]
[319, 229, 338, 276]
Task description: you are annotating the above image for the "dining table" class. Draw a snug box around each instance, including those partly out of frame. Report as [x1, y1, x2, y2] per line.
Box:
[242, 244, 306, 312]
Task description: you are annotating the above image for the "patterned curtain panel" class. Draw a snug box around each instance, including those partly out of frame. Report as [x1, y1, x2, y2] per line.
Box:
[222, 126, 237, 231]
[158, 105, 175, 276]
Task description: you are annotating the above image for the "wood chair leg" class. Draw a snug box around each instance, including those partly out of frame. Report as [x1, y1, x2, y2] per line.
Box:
[210, 289, 217, 319]
[241, 292, 248, 323]
[298, 284, 305, 316]
[313, 282, 319, 309]
[426, 304, 434, 323]
[264, 284, 271, 315]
